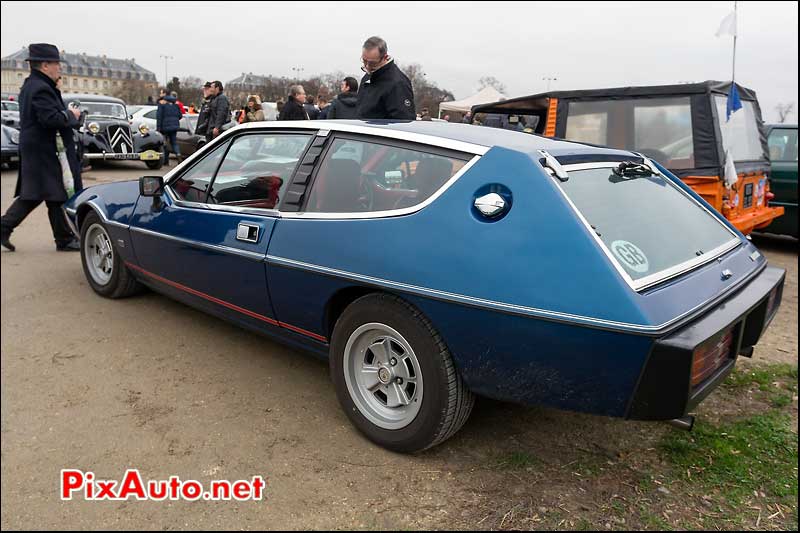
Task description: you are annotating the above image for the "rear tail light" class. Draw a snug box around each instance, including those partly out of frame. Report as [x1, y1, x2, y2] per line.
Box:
[691, 328, 735, 388]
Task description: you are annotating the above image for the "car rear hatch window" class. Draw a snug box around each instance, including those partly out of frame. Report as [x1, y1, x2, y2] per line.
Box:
[553, 161, 740, 290]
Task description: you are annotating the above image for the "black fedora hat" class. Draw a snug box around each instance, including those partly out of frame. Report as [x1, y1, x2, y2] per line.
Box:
[25, 43, 63, 62]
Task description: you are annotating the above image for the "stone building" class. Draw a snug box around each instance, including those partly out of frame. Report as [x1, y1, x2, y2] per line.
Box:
[1, 47, 157, 101]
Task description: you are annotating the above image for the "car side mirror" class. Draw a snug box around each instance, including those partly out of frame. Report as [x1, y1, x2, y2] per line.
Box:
[140, 175, 164, 196]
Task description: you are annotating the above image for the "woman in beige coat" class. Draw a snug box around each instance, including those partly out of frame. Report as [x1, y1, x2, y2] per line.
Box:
[242, 94, 266, 123]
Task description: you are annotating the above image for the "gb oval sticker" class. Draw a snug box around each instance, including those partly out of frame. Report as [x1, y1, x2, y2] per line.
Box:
[611, 240, 649, 273]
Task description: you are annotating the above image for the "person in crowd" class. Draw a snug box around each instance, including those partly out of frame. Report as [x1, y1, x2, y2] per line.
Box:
[207, 80, 231, 139]
[170, 91, 187, 114]
[241, 95, 265, 123]
[356, 36, 415, 120]
[194, 81, 212, 137]
[157, 94, 183, 166]
[278, 85, 309, 120]
[276, 99, 285, 120]
[443, 114, 451, 122]
[326, 77, 359, 119]
[1, 43, 82, 252]
[420, 107, 432, 121]
[146, 95, 154, 104]
[304, 95, 320, 120]
[461, 111, 473, 123]
[317, 96, 330, 119]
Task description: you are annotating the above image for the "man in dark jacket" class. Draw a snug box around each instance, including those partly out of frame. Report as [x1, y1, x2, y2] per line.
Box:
[327, 77, 359, 119]
[195, 81, 212, 137]
[1, 43, 81, 252]
[356, 36, 415, 120]
[206, 80, 231, 140]
[157, 95, 183, 166]
[303, 95, 320, 120]
[278, 85, 309, 121]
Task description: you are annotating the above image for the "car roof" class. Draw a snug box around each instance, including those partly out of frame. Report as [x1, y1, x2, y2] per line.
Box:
[234, 119, 639, 160]
[766, 123, 797, 129]
[61, 93, 126, 104]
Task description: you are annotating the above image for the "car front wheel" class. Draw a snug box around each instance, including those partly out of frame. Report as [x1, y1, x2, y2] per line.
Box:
[145, 158, 163, 170]
[80, 211, 141, 298]
[330, 293, 474, 453]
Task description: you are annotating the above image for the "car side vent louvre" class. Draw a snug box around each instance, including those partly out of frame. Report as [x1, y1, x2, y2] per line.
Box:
[281, 134, 330, 211]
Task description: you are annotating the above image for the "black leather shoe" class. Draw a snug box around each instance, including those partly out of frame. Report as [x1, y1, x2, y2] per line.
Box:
[56, 239, 81, 252]
[1, 234, 14, 252]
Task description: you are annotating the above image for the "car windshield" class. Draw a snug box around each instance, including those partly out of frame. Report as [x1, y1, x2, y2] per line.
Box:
[557, 165, 738, 288]
[768, 128, 798, 162]
[3, 101, 19, 111]
[77, 102, 127, 119]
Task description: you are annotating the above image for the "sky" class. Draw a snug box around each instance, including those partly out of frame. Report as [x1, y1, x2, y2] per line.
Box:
[1, 1, 797, 122]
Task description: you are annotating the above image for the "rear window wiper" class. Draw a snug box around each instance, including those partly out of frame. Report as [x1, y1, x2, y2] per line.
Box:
[612, 161, 654, 178]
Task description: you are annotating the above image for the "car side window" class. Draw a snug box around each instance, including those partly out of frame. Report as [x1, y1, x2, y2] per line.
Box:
[169, 142, 228, 202]
[207, 134, 311, 209]
[144, 109, 158, 119]
[305, 138, 469, 213]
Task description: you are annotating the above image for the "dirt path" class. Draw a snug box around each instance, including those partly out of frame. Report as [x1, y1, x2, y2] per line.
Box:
[1, 165, 796, 529]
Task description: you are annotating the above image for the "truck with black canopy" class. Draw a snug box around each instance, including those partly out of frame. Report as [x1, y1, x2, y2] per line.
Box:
[471, 81, 784, 234]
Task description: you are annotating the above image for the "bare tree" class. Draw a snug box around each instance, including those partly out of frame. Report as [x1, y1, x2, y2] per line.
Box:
[112, 80, 153, 105]
[477, 76, 506, 94]
[775, 102, 795, 123]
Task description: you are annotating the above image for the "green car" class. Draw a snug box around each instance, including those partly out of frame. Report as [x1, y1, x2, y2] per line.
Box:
[765, 124, 798, 238]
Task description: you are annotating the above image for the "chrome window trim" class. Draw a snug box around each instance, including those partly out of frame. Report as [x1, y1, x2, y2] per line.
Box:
[129, 226, 266, 261]
[265, 254, 766, 336]
[554, 161, 742, 292]
[282, 154, 482, 220]
[161, 121, 489, 185]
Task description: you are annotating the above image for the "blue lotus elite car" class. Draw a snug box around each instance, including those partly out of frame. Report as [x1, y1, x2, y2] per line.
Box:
[64, 120, 785, 453]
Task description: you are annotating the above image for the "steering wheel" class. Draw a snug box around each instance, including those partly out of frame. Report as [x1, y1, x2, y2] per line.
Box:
[357, 176, 375, 211]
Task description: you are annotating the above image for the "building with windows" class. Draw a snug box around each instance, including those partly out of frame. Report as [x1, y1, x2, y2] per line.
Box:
[1, 47, 157, 100]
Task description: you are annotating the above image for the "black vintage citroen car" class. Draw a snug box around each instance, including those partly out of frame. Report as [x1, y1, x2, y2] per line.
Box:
[62, 93, 165, 170]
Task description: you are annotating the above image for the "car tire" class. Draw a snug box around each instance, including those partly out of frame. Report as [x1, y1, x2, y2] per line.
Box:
[145, 158, 164, 170]
[80, 211, 142, 299]
[330, 293, 475, 453]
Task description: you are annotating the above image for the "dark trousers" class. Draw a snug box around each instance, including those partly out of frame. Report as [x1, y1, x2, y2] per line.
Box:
[162, 130, 180, 164]
[1, 198, 74, 245]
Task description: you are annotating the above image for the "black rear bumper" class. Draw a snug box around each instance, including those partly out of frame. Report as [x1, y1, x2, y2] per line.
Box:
[627, 265, 786, 420]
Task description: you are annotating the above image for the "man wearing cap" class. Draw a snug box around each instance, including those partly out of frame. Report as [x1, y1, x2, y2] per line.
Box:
[194, 81, 213, 139]
[1, 43, 82, 252]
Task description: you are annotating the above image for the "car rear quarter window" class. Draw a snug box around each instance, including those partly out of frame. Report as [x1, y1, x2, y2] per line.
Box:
[559, 166, 738, 286]
[305, 138, 469, 213]
[208, 134, 311, 209]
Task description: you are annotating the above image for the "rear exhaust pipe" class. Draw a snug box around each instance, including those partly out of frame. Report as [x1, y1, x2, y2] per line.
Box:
[667, 416, 694, 431]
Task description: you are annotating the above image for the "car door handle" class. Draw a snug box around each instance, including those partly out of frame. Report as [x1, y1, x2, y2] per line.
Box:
[236, 223, 260, 243]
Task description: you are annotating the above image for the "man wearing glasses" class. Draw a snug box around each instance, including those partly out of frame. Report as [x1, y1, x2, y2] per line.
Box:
[356, 36, 415, 120]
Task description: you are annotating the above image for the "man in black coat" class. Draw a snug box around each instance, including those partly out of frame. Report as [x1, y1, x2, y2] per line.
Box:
[327, 77, 359, 119]
[356, 36, 415, 120]
[278, 85, 309, 121]
[206, 80, 231, 141]
[1, 43, 82, 252]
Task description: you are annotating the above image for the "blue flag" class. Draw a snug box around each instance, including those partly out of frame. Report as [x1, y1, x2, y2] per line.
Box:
[726, 83, 742, 121]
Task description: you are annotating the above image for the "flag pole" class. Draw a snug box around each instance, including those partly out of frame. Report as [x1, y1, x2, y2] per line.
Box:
[732, 0, 737, 82]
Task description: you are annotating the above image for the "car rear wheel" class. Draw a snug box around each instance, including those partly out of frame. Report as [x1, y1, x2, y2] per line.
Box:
[80, 211, 141, 298]
[330, 293, 474, 453]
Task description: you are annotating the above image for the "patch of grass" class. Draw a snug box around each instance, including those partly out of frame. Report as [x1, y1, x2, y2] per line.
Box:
[723, 363, 798, 408]
[659, 410, 798, 507]
[495, 451, 540, 470]
[724, 363, 798, 391]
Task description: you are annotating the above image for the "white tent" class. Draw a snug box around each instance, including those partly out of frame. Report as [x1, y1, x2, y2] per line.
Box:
[438, 87, 506, 117]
